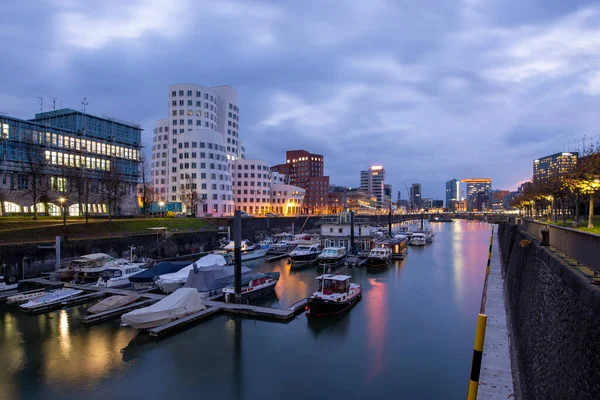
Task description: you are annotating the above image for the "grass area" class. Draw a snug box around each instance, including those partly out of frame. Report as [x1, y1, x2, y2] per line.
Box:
[0, 218, 215, 244]
[543, 216, 600, 235]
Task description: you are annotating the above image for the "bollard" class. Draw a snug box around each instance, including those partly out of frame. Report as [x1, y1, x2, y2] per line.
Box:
[467, 313, 488, 400]
[541, 228, 550, 246]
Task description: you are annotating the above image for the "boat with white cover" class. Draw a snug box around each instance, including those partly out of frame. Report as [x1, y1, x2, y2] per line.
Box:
[20, 289, 83, 310]
[156, 254, 228, 293]
[121, 288, 206, 329]
[183, 264, 251, 298]
[0, 275, 18, 292]
[87, 294, 141, 314]
[222, 272, 280, 302]
[307, 274, 362, 317]
[409, 232, 427, 246]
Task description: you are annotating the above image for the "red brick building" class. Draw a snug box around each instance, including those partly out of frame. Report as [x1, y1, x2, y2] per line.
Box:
[271, 150, 330, 214]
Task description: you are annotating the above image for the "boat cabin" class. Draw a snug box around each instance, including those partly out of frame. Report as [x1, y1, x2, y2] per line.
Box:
[319, 247, 347, 258]
[369, 248, 391, 258]
[316, 274, 351, 294]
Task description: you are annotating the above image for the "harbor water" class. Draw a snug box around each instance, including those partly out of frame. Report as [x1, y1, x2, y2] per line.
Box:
[0, 220, 491, 400]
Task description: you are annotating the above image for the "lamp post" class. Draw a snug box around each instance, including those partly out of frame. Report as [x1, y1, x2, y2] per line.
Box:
[58, 197, 66, 227]
[159, 201, 165, 218]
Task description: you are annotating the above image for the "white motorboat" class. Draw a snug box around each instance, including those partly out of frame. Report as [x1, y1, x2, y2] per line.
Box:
[71, 253, 121, 283]
[222, 240, 268, 261]
[222, 272, 280, 302]
[121, 288, 206, 329]
[268, 240, 294, 254]
[415, 229, 435, 243]
[87, 294, 141, 314]
[156, 254, 228, 293]
[289, 243, 322, 267]
[94, 262, 145, 288]
[316, 247, 347, 269]
[0, 275, 18, 292]
[6, 291, 48, 305]
[258, 239, 274, 250]
[20, 289, 83, 310]
[409, 232, 427, 246]
[365, 247, 392, 267]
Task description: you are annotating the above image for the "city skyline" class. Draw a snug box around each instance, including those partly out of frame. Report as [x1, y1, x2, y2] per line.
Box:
[2, 1, 600, 200]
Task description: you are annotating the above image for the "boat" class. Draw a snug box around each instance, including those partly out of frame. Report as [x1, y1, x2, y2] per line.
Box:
[121, 288, 206, 329]
[409, 232, 427, 246]
[289, 243, 321, 266]
[0, 275, 18, 292]
[71, 253, 121, 283]
[183, 264, 251, 298]
[6, 290, 49, 305]
[156, 254, 228, 293]
[128, 260, 191, 291]
[268, 240, 294, 254]
[94, 262, 145, 288]
[415, 229, 435, 243]
[87, 294, 141, 314]
[221, 240, 268, 261]
[20, 289, 83, 310]
[316, 247, 347, 269]
[258, 239, 274, 250]
[365, 247, 392, 267]
[222, 272, 280, 302]
[377, 237, 408, 259]
[306, 274, 362, 317]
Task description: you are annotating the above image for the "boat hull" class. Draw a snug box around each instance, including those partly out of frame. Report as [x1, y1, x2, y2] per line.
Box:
[290, 252, 319, 266]
[365, 257, 391, 267]
[223, 282, 277, 302]
[409, 239, 426, 246]
[307, 293, 362, 317]
[316, 257, 346, 269]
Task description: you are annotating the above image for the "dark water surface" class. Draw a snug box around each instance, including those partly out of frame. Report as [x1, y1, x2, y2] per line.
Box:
[0, 220, 491, 400]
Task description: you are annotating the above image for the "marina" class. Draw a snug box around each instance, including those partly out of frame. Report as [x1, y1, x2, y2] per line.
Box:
[0, 220, 492, 400]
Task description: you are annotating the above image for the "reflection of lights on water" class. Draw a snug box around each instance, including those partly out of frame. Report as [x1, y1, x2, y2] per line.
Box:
[365, 277, 388, 382]
[59, 310, 71, 357]
[452, 222, 465, 307]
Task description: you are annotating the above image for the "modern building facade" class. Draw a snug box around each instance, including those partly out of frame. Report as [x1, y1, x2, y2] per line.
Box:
[410, 183, 421, 210]
[0, 109, 142, 215]
[271, 150, 329, 214]
[462, 178, 492, 211]
[445, 179, 460, 210]
[152, 84, 245, 216]
[533, 152, 578, 184]
[360, 165, 385, 208]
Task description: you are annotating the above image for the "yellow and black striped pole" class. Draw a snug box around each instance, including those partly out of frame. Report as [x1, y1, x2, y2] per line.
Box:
[467, 313, 488, 400]
[486, 226, 494, 275]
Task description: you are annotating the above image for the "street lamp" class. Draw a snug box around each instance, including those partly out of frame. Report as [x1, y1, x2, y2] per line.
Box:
[58, 197, 67, 227]
[159, 201, 165, 218]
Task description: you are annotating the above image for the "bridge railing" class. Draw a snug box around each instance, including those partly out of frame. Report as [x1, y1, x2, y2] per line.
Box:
[520, 219, 600, 273]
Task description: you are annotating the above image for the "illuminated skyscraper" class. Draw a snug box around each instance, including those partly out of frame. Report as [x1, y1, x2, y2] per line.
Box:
[445, 179, 459, 210]
[533, 152, 578, 184]
[360, 165, 385, 208]
[462, 178, 492, 211]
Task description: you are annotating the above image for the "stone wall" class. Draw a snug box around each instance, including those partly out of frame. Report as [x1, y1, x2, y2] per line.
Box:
[498, 222, 600, 400]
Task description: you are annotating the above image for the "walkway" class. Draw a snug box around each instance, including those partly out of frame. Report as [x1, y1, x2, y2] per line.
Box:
[478, 234, 515, 399]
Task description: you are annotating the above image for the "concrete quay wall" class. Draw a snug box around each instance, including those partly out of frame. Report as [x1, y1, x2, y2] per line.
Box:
[498, 222, 600, 400]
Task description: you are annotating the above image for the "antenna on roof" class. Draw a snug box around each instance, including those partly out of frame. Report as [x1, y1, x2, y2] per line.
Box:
[50, 97, 58, 112]
[37, 97, 43, 113]
[81, 97, 88, 113]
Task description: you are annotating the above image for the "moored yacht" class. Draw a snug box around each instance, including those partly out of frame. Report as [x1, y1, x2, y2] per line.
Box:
[289, 243, 321, 267]
[221, 240, 268, 261]
[0, 275, 18, 292]
[365, 247, 392, 267]
[306, 274, 362, 317]
[94, 262, 146, 288]
[316, 247, 347, 269]
[415, 228, 434, 243]
[222, 272, 280, 302]
[20, 289, 83, 310]
[409, 232, 427, 246]
[71, 253, 120, 283]
[377, 237, 409, 259]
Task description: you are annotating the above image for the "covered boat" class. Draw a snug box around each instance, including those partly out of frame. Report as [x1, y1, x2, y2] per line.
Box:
[20, 289, 83, 310]
[128, 261, 191, 291]
[183, 264, 251, 299]
[222, 272, 280, 302]
[307, 274, 362, 317]
[121, 288, 206, 329]
[87, 294, 141, 314]
[6, 290, 48, 305]
[156, 254, 228, 293]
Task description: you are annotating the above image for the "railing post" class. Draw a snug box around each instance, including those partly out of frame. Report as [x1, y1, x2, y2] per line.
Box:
[467, 314, 488, 400]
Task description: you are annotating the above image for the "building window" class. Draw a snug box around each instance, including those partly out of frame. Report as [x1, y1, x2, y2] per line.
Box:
[187, 90, 192, 96]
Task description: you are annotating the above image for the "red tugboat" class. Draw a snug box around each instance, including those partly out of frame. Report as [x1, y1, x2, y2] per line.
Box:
[306, 274, 362, 317]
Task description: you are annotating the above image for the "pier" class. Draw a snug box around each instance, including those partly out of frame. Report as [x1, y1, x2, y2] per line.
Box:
[81, 298, 159, 326]
[25, 292, 105, 315]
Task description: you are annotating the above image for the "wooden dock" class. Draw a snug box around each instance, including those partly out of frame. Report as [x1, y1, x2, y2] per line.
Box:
[80, 299, 159, 326]
[24, 292, 106, 315]
[205, 300, 295, 320]
[148, 306, 222, 337]
[23, 277, 166, 300]
[287, 298, 309, 313]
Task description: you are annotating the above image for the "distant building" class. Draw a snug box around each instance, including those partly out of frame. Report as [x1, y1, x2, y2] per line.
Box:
[533, 152, 578, 184]
[345, 188, 378, 214]
[445, 179, 460, 211]
[490, 190, 509, 211]
[503, 191, 519, 210]
[432, 200, 444, 208]
[462, 178, 492, 211]
[360, 165, 385, 209]
[384, 184, 392, 199]
[0, 108, 142, 216]
[410, 183, 422, 210]
[421, 197, 433, 209]
[271, 150, 329, 214]
[519, 182, 532, 193]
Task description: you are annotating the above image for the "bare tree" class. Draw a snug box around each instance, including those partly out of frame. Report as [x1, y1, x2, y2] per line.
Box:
[182, 173, 200, 217]
[0, 174, 13, 216]
[69, 168, 93, 224]
[102, 167, 126, 222]
[139, 154, 152, 218]
[55, 166, 74, 226]
[23, 142, 49, 220]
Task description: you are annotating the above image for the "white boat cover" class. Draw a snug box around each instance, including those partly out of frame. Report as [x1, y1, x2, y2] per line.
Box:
[183, 265, 251, 293]
[121, 288, 206, 329]
[20, 289, 83, 309]
[88, 294, 141, 314]
[157, 254, 227, 284]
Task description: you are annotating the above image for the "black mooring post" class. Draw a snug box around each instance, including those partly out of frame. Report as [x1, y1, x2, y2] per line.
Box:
[421, 213, 424, 230]
[234, 210, 242, 304]
[350, 210, 355, 255]
[388, 205, 392, 237]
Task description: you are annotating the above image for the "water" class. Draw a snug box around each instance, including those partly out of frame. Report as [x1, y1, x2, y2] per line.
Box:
[0, 220, 491, 400]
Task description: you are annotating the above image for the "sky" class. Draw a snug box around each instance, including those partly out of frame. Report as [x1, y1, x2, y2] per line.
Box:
[2, 0, 600, 201]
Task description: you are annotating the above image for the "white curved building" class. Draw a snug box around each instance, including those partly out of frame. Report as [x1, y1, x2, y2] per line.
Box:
[152, 84, 244, 216]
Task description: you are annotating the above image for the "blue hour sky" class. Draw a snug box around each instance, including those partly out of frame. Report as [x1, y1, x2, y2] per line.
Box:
[1, 0, 600, 200]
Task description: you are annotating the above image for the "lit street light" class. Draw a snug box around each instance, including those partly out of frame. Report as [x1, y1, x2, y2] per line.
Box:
[58, 197, 67, 227]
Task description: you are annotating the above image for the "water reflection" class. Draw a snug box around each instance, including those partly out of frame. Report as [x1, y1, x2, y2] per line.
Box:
[365, 277, 389, 382]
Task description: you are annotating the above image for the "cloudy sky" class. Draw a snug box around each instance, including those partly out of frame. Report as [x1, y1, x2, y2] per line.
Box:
[2, 0, 600, 200]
